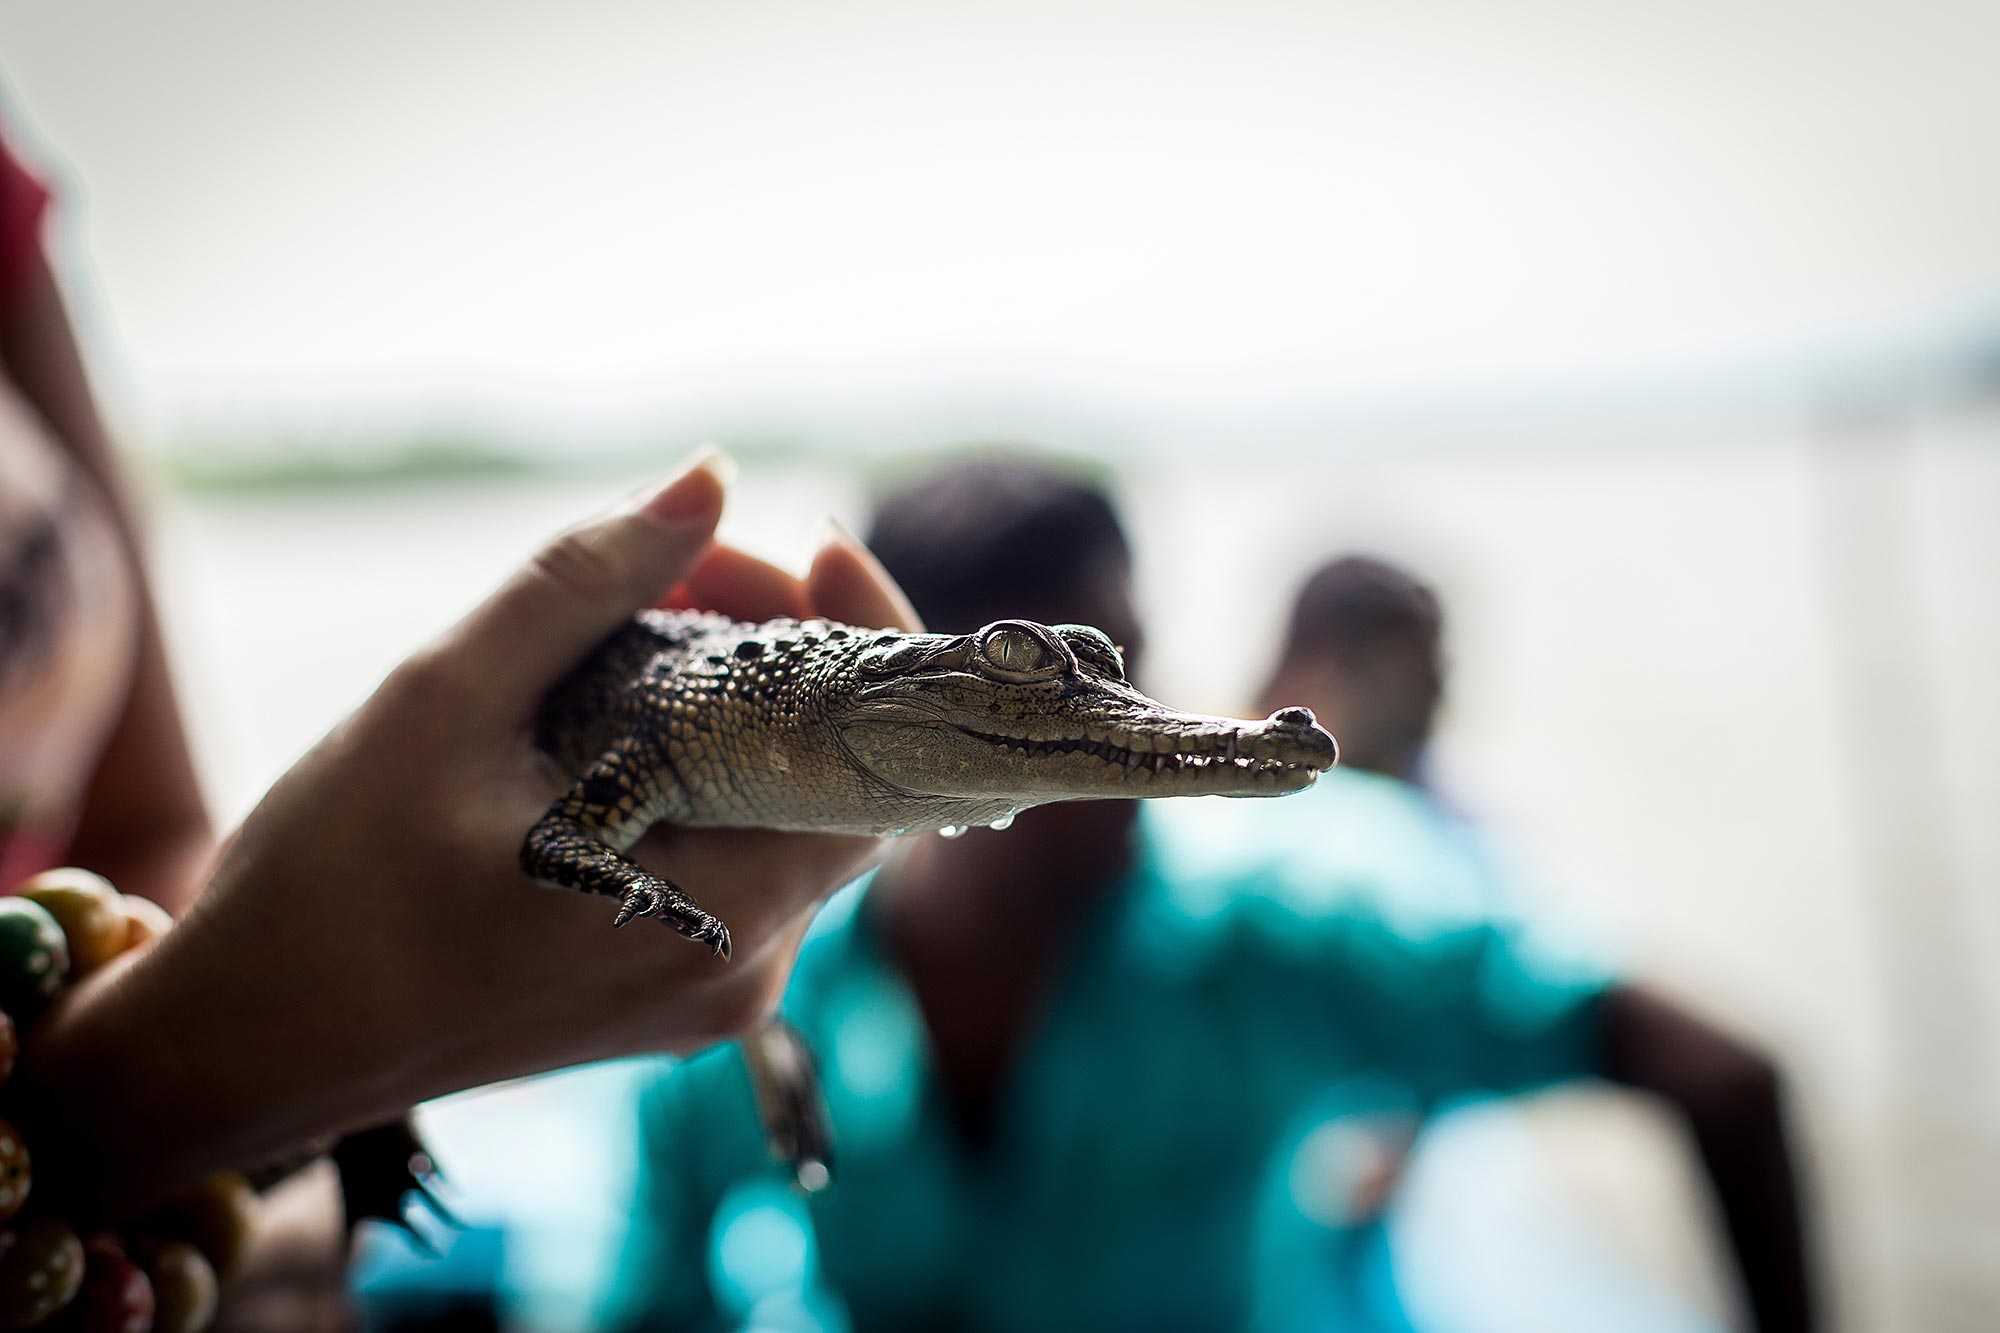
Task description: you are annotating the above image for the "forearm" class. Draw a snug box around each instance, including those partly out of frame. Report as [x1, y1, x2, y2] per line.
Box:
[1682, 1065, 1814, 1333]
[1597, 985, 1816, 1333]
[17, 867, 447, 1220]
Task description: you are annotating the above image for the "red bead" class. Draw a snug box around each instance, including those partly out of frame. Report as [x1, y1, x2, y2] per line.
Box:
[49, 1245, 151, 1333]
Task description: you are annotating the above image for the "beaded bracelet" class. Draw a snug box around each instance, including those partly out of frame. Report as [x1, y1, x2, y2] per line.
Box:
[0, 868, 261, 1333]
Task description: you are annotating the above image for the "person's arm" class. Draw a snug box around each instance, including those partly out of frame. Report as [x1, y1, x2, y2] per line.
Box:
[0, 241, 213, 910]
[1596, 983, 1816, 1333]
[20, 453, 920, 1221]
[1277, 880, 1816, 1331]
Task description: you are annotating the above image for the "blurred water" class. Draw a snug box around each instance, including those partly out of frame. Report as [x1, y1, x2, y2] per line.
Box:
[148, 428, 1999, 1330]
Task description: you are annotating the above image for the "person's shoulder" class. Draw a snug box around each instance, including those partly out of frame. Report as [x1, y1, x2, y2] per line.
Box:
[1134, 783, 1532, 959]
[1139, 775, 1435, 909]
[1125, 807, 1358, 977]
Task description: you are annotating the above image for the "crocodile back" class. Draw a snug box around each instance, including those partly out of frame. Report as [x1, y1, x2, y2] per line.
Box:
[537, 611, 720, 774]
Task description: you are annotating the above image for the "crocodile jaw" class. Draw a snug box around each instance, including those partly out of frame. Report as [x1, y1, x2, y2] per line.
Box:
[837, 706, 1336, 804]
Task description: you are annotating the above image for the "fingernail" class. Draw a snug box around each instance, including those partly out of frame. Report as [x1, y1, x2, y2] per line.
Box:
[818, 514, 860, 550]
[641, 446, 735, 521]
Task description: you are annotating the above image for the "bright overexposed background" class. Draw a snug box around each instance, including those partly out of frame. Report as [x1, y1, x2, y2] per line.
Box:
[2, 2, 1995, 1329]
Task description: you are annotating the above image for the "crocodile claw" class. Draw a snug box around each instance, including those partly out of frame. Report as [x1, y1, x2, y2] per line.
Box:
[614, 885, 673, 928]
[744, 1018, 836, 1194]
[332, 1117, 459, 1248]
[696, 919, 734, 960]
[613, 885, 733, 960]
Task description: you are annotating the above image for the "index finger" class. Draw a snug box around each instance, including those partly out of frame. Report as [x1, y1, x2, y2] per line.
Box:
[804, 521, 923, 634]
[661, 545, 813, 623]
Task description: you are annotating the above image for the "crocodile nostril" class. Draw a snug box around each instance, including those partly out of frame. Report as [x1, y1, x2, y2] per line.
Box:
[1269, 706, 1317, 730]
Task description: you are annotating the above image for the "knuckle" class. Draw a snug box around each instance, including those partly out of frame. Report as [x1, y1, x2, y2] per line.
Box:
[378, 648, 455, 713]
[372, 647, 476, 740]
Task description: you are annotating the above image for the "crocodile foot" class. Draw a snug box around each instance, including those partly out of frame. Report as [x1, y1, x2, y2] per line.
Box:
[332, 1116, 461, 1251]
[744, 1017, 836, 1194]
[614, 885, 734, 959]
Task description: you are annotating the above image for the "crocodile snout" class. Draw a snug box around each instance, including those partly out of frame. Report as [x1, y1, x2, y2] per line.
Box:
[1262, 706, 1339, 771]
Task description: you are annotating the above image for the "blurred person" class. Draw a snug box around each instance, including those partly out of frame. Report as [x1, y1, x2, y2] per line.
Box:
[600, 460, 1815, 1333]
[1248, 553, 1816, 1332]
[0, 120, 211, 909]
[1256, 555, 1442, 785]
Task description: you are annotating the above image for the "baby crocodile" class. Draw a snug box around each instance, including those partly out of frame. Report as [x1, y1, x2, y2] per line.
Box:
[525, 610, 1337, 1185]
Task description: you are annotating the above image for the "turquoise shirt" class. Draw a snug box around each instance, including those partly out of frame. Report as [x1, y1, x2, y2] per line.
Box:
[602, 772, 1611, 1333]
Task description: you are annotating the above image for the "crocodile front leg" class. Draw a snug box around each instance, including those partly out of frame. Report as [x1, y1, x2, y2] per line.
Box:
[521, 738, 733, 958]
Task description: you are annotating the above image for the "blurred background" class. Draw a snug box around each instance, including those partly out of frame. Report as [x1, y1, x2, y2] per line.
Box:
[2, 0, 1996, 1328]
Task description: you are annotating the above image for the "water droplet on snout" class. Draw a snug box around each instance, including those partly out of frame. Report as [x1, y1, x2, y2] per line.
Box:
[938, 824, 966, 840]
[987, 812, 1016, 831]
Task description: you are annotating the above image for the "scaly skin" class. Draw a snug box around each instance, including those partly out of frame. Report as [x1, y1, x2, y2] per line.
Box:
[523, 610, 1337, 1188]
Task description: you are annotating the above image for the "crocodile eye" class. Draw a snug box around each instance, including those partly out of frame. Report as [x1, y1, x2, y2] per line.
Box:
[985, 629, 1048, 672]
[973, 621, 1068, 682]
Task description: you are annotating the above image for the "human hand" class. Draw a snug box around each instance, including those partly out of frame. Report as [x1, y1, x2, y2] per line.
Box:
[27, 450, 920, 1214]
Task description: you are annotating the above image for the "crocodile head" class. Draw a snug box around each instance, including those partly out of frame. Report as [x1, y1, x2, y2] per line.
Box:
[833, 618, 1337, 825]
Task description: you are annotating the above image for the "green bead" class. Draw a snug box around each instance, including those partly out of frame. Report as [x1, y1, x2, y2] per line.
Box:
[0, 900, 70, 1023]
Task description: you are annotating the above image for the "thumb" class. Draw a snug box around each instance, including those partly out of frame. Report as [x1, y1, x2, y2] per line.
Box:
[445, 449, 731, 719]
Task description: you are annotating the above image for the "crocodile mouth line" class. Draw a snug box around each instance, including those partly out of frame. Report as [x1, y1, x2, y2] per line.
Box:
[957, 727, 1311, 779]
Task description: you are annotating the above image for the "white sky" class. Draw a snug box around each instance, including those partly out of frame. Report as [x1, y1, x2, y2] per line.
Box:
[1, 0, 1997, 439]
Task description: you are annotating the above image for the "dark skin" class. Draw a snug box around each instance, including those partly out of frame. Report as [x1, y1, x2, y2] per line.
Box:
[1258, 623, 1442, 783]
[877, 557, 1145, 1137]
[1599, 986, 1815, 1333]
[885, 559, 1814, 1331]
[1265, 602, 1815, 1332]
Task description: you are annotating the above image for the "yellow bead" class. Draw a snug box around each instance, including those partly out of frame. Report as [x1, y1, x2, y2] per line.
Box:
[143, 1242, 216, 1333]
[18, 870, 128, 978]
[167, 1172, 259, 1284]
[119, 897, 176, 953]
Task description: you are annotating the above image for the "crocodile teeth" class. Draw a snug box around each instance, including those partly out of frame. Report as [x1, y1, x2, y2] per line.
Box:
[955, 724, 1318, 791]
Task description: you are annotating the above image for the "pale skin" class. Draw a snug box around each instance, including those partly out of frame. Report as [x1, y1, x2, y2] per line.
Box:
[23, 452, 922, 1220]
